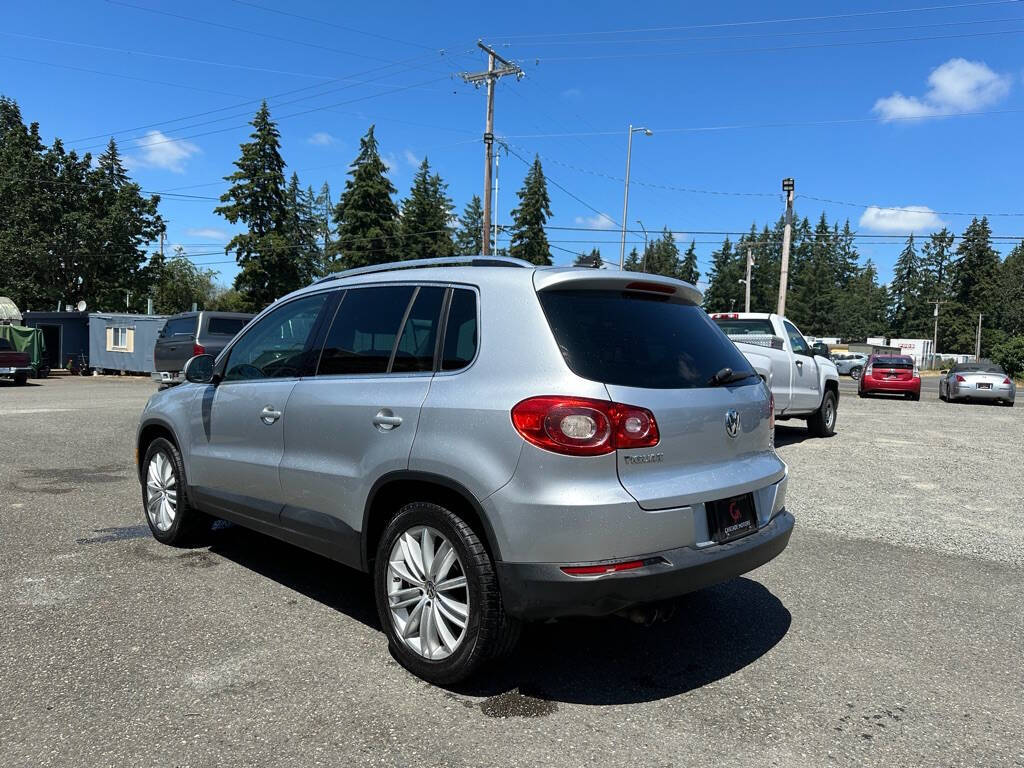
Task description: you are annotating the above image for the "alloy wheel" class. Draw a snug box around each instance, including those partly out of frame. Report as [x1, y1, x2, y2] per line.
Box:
[386, 526, 470, 660]
[146, 452, 178, 532]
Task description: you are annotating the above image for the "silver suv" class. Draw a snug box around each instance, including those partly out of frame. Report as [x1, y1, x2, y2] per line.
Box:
[136, 257, 793, 684]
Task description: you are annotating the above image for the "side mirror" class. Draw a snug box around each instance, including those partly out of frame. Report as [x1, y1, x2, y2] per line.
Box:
[940, 369, 948, 375]
[184, 354, 216, 384]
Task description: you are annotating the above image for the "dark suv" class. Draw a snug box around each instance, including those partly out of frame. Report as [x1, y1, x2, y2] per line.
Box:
[152, 311, 252, 386]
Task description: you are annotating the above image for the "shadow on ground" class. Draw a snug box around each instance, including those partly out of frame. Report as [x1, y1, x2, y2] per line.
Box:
[774, 424, 816, 448]
[204, 524, 791, 706]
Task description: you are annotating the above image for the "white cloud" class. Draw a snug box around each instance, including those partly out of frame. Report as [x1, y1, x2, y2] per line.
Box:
[129, 130, 200, 173]
[307, 131, 337, 146]
[382, 152, 397, 172]
[574, 213, 616, 230]
[561, 87, 583, 101]
[859, 205, 946, 233]
[184, 227, 229, 240]
[873, 58, 1011, 122]
[404, 149, 422, 168]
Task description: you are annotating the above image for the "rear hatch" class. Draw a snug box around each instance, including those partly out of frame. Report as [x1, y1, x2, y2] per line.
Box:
[962, 370, 1008, 390]
[535, 274, 784, 511]
[872, 357, 914, 381]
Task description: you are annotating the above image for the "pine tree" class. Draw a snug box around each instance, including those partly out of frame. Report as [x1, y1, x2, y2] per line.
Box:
[454, 195, 486, 255]
[623, 247, 642, 272]
[328, 125, 399, 271]
[508, 155, 552, 266]
[399, 157, 454, 261]
[888, 234, 924, 336]
[643, 228, 682, 278]
[946, 217, 1003, 353]
[215, 101, 297, 311]
[840, 260, 889, 340]
[573, 248, 602, 268]
[998, 241, 1024, 337]
[702, 236, 743, 311]
[283, 173, 321, 283]
[314, 181, 333, 255]
[678, 239, 700, 285]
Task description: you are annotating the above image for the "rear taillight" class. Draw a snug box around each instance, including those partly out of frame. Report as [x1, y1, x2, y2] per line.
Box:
[511, 396, 659, 457]
[768, 392, 775, 447]
[193, 343, 206, 356]
[913, 366, 920, 378]
[956, 374, 966, 382]
[1004, 377, 1012, 385]
[865, 364, 873, 377]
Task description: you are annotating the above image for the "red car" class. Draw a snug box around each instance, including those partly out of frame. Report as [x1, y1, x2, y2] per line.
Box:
[858, 354, 921, 400]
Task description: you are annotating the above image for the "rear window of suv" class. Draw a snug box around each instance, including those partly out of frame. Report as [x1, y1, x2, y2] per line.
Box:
[538, 289, 757, 389]
[207, 317, 248, 336]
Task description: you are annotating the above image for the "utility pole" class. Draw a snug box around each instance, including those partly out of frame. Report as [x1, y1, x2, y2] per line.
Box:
[976, 313, 983, 359]
[493, 150, 501, 251]
[637, 220, 648, 272]
[460, 41, 523, 256]
[777, 177, 795, 315]
[744, 247, 754, 313]
[159, 232, 165, 259]
[618, 125, 653, 269]
[930, 300, 944, 369]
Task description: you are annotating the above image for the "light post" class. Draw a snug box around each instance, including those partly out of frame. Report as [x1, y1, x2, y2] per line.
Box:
[637, 219, 648, 272]
[618, 125, 653, 269]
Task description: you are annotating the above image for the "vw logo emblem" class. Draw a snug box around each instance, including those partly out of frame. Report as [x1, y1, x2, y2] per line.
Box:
[725, 409, 740, 438]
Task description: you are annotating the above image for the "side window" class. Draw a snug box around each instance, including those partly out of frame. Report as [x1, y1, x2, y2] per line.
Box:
[783, 321, 811, 357]
[316, 286, 415, 376]
[392, 287, 446, 373]
[163, 317, 195, 338]
[441, 289, 478, 371]
[223, 293, 328, 382]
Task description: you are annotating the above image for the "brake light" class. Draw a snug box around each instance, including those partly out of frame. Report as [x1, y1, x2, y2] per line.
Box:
[956, 375, 966, 382]
[913, 365, 920, 378]
[193, 343, 206, 356]
[711, 312, 740, 319]
[1004, 377, 1011, 385]
[625, 281, 675, 295]
[865, 364, 873, 377]
[511, 396, 660, 456]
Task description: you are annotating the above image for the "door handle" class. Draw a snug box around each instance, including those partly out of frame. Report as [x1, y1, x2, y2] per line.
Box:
[373, 409, 403, 431]
[260, 405, 282, 425]
[795, 360, 803, 369]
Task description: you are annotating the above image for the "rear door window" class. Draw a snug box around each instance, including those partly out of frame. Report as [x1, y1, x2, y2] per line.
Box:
[392, 287, 446, 373]
[712, 318, 775, 336]
[316, 286, 415, 376]
[538, 289, 755, 389]
[441, 288, 478, 371]
[162, 317, 195, 338]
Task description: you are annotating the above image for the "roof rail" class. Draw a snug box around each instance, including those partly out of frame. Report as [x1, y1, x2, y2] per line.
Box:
[313, 255, 533, 284]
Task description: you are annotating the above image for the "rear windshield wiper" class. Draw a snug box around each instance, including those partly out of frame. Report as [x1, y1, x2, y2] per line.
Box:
[707, 367, 756, 387]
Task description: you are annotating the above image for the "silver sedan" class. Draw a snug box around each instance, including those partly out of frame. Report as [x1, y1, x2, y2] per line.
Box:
[939, 362, 1016, 406]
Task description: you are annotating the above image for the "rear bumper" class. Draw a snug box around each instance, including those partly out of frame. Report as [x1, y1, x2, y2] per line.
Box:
[151, 370, 183, 386]
[951, 386, 1013, 402]
[861, 377, 920, 394]
[0, 366, 31, 377]
[496, 509, 794, 620]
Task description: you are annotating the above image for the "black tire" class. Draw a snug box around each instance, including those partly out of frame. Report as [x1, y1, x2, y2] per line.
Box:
[13, 372, 28, 386]
[850, 367, 862, 380]
[808, 389, 837, 437]
[374, 502, 520, 685]
[1005, 400, 1015, 408]
[911, 393, 920, 401]
[140, 437, 211, 547]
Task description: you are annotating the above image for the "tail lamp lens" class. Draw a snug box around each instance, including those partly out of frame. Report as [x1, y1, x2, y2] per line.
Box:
[1004, 377, 1011, 385]
[511, 396, 659, 456]
[956, 374, 966, 382]
[865, 365, 873, 377]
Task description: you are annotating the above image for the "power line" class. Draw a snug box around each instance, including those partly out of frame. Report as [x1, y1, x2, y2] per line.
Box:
[491, 0, 1023, 39]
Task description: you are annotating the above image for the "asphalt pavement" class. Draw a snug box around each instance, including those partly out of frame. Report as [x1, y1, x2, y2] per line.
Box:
[1, 375, 1022, 768]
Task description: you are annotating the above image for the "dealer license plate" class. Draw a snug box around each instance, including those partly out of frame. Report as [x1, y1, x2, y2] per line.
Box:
[706, 493, 757, 544]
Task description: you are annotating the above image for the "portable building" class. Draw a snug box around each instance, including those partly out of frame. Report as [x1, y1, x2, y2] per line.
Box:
[888, 338, 935, 368]
[88, 313, 167, 374]
[21, 311, 90, 370]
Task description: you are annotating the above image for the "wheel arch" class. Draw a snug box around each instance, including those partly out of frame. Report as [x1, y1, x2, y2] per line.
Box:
[136, 418, 180, 481]
[362, 471, 502, 572]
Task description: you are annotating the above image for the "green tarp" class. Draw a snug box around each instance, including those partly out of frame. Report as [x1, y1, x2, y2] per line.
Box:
[0, 324, 47, 375]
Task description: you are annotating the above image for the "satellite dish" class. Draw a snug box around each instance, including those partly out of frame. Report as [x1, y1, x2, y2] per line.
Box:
[76, 301, 87, 312]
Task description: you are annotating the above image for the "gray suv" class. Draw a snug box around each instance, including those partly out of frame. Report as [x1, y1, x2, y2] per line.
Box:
[136, 257, 793, 683]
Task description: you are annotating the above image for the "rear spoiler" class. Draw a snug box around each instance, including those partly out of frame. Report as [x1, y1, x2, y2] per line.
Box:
[728, 333, 785, 350]
[532, 269, 702, 305]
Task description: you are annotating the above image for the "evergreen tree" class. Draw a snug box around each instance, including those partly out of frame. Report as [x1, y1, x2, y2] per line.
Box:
[314, 181, 333, 255]
[678, 239, 700, 285]
[573, 248, 602, 268]
[454, 195, 486, 255]
[888, 234, 925, 336]
[998, 241, 1024, 337]
[399, 157, 454, 261]
[643, 228, 682, 278]
[215, 101, 301, 311]
[283, 173, 322, 283]
[702, 236, 743, 311]
[328, 125, 399, 271]
[623, 247, 642, 272]
[946, 217, 1002, 353]
[840, 260, 889, 340]
[508, 155, 552, 266]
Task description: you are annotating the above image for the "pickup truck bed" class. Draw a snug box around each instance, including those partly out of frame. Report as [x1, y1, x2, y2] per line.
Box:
[0, 339, 31, 385]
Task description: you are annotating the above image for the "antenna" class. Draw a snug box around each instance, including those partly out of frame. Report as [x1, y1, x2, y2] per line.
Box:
[76, 300, 87, 312]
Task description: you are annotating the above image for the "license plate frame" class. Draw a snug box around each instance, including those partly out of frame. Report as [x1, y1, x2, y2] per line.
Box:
[977, 382, 992, 390]
[706, 493, 757, 544]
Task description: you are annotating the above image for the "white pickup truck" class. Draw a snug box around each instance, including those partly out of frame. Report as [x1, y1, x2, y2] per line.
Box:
[710, 312, 840, 437]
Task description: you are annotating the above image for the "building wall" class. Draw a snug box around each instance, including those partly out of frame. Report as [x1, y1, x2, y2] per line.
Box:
[88, 314, 167, 373]
[888, 338, 935, 367]
[21, 312, 90, 369]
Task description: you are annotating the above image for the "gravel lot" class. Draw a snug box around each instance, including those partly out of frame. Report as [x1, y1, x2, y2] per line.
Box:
[2, 376, 1022, 768]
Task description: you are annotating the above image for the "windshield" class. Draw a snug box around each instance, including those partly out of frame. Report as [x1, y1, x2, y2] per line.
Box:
[539, 289, 757, 389]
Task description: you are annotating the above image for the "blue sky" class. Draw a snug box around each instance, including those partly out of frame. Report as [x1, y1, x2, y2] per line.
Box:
[3, 0, 1023, 287]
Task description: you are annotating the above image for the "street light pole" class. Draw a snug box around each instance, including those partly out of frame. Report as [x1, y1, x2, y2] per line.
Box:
[744, 247, 753, 312]
[976, 313, 983, 359]
[618, 125, 652, 269]
[777, 177, 795, 315]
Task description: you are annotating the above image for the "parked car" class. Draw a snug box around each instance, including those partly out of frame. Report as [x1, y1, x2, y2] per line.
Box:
[833, 353, 868, 379]
[0, 337, 31, 385]
[152, 311, 253, 386]
[0, 324, 49, 378]
[710, 312, 840, 437]
[137, 257, 794, 684]
[857, 354, 921, 400]
[939, 361, 1015, 406]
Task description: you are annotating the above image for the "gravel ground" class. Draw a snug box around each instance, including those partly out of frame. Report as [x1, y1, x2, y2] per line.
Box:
[1, 376, 1022, 768]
